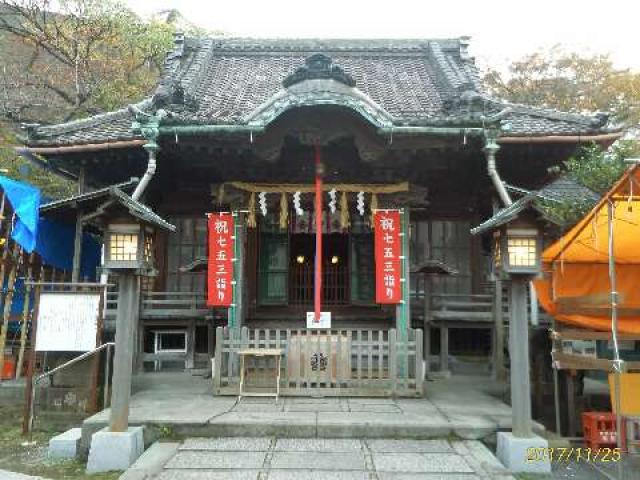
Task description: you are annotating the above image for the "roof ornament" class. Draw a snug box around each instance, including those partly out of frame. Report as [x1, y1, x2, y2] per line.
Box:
[282, 53, 356, 88]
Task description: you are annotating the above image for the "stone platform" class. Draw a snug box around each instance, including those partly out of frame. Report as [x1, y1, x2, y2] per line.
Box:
[80, 372, 542, 455]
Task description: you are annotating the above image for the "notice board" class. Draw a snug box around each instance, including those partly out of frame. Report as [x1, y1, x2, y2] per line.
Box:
[35, 292, 101, 352]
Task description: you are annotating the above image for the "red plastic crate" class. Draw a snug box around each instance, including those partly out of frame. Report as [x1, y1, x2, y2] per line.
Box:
[625, 417, 640, 454]
[582, 412, 627, 451]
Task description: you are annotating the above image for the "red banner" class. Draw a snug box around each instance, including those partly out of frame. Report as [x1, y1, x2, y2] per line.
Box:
[374, 211, 402, 304]
[207, 213, 234, 307]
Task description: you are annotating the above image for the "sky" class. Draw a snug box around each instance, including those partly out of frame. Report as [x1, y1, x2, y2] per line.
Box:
[124, 0, 640, 73]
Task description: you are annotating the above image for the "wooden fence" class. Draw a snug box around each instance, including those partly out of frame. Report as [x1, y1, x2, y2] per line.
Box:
[213, 327, 423, 397]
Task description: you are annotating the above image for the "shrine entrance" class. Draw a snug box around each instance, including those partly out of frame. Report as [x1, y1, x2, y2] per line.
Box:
[289, 233, 350, 305]
[257, 212, 375, 308]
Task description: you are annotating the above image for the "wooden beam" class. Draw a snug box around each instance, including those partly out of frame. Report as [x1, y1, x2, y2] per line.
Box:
[551, 329, 640, 342]
[19, 139, 145, 154]
[499, 132, 623, 145]
[552, 352, 640, 371]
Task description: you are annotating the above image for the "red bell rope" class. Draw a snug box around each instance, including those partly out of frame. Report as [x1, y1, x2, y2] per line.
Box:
[314, 144, 322, 322]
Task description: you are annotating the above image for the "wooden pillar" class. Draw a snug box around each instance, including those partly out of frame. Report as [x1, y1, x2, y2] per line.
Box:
[132, 277, 143, 373]
[71, 168, 86, 284]
[566, 371, 577, 437]
[186, 319, 196, 369]
[493, 277, 506, 380]
[109, 273, 138, 432]
[423, 273, 432, 375]
[509, 276, 533, 438]
[207, 323, 215, 359]
[440, 325, 449, 375]
[236, 213, 245, 329]
[403, 209, 411, 331]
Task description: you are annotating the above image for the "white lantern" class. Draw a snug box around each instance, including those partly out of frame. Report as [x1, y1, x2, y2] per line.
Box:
[104, 221, 156, 273]
[495, 220, 541, 276]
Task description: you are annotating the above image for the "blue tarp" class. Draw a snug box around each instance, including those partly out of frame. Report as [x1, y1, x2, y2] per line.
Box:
[0, 179, 101, 334]
[0, 175, 41, 252]
[35, 217, 101, 280]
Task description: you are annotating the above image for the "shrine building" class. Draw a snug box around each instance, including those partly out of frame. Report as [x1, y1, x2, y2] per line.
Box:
[21, 36, 620, 395]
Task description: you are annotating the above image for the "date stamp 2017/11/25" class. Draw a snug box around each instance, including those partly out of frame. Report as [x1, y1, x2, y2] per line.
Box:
[526, 447, 622, 463]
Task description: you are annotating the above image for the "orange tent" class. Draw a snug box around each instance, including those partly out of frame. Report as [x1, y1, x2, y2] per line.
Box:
[535, 164, 640, 334]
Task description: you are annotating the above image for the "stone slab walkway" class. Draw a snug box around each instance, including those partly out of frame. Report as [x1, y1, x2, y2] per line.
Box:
[83, 373, 529, 453]
[138, 437, 516, 480]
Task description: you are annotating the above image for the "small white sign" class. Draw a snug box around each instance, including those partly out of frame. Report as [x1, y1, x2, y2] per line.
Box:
[306, 311, 331, 329]
[35, 292, 101, 352]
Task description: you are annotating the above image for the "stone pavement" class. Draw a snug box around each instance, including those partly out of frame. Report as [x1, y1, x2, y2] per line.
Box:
[82, 373, 528, 453]
[139, 437, 516, 480]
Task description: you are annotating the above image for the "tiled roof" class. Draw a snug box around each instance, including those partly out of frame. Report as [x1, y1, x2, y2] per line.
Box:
[536, 176, 600, 203]
[471, 195, 538, 236]
[27, 104, 145, 146]
[41, 182, 175, 232]
[25, 36, 614, 146]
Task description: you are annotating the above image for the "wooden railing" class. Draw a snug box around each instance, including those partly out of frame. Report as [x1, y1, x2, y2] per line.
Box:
[213, 327, 423, 397]
[105, 291, 209, 319]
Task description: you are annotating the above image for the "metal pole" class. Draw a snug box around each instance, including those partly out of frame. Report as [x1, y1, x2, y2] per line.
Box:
[109, 273, 138, 432]
[606, 201, 624, 469]
[551, 320, 562, 435]
[509, 276, 533, 437]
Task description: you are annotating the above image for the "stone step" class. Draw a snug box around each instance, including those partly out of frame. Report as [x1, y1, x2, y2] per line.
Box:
[138, 438, 516, 480]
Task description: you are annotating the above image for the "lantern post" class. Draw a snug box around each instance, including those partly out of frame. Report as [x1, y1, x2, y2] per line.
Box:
[87, 202, 174, 474]
[472, 204, 551, 474]
[102, 221, 157, 432]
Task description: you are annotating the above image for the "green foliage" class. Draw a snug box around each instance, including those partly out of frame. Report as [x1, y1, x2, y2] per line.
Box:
[562, 141, 637, 195]
[537, 197, 594, 228]
[0, 121, 75, 199]
[0, 0, 178, 121]
[540, 141, 640, 227]
[0, 0, 193, 198]
[484, 47, 640, 127]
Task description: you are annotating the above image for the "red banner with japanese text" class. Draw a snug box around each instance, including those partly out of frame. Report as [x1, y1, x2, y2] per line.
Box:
[374, 210, 402, 304]
[207, 213, 234, 307]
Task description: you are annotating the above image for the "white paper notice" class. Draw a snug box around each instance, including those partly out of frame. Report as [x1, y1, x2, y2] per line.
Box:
[306, 311, 331, 329]
[35, 293, 101, 352]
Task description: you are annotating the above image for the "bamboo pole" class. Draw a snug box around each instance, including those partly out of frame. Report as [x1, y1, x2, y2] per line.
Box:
[15, 253, 34, 378]
[0, 245, 22, 375]
[87, 286, 105, 413]
[22, 282, 42, 436]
